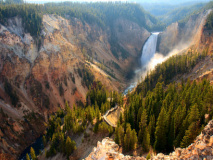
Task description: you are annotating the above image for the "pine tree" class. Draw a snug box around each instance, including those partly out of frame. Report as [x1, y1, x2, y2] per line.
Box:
[154, 107, 167, 152]
[174, 104, 186, 138]
[119, 112, 123, 124]
[118, 125, 124, 145]
[114, 126, 119, 144]
[124, 124, 131, 151]
[142, 127, 150, 152]
[138, 109, 147, 144]
[180, 121, 200, 148]
[30, 147, 37, 160]
[26, 153, 30, 160]
[42, 135, 47, 146]
[188, 104, 200, 124]
[65, 136, 76, 156]
[148, 115, 155, 145]
[130, 129, 138, 150]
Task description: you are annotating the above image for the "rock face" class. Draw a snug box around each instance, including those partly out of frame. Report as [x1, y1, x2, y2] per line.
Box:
[152, 120, 213, 160]
[157, 10, 212, 56]
[0, 14, 150, 159]
[86, 120, 213, 160]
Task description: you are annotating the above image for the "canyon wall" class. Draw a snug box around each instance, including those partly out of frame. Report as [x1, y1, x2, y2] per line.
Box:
[0, 14, 150, 159]
[157, 10, 212, 56]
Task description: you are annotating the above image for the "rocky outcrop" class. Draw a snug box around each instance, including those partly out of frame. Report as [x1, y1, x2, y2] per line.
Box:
[0, 14, 150, 159]
[86, 137, 146, 160]
[86, 120, 213, 160]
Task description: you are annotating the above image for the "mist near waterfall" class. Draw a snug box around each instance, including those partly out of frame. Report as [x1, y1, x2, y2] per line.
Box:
[124, 33, 190, 94]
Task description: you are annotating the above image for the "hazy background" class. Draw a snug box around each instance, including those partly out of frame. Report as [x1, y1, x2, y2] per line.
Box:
[26, 0, 211, 4]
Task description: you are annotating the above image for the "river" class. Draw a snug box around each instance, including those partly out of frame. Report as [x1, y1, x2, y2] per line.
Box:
[18, 136, 44, 160]
[124, 32, 160, 94]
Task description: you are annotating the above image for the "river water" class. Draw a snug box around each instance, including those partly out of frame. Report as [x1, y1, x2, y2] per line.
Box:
[18, 136, 44, 160]
[123, 32, 160, 94]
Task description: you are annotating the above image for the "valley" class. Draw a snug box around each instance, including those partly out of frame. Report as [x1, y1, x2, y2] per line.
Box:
[0, 0, 213, 160]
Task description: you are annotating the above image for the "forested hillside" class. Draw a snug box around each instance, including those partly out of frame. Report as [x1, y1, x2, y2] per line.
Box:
[0, 2, 164, 37]
[143, 2, 206, 25]
[114, 50, 213, 154]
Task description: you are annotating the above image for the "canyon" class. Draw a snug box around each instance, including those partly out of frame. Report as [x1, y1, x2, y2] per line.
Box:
[0, 2, 213, 160]
[0, 11, 150, 159]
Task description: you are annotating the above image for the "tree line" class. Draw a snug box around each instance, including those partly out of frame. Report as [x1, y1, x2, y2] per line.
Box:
[0, 2, 165, 37]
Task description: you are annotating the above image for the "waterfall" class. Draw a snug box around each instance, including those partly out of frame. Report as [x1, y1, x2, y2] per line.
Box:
[123, 32, 160, 94]
[141, 32, 160, 67]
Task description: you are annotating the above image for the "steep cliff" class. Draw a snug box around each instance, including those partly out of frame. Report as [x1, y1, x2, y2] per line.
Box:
[157, 9, 212, 56]
[0, 13, 150, 159]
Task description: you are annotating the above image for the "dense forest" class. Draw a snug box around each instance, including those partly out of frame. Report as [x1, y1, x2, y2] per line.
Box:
[119, 78, 213, 153]
[113, 50, 213, 153]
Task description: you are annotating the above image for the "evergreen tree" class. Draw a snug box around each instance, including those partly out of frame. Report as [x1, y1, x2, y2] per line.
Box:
[30, 147, 37, 160]
[180, 121, 200, 148]
[138, 109, 147, 144]
[114, 126, 119, 144]
[118, 125, 124, 145]
[130, 129, 138, 150]
[124, 124, 131, 151]
[148, 115, 155, 145]
[188, 104, 200, 124]
[42, 135, 47, 146]
[154, 107, 167, 152]
[26, 153, 30, 160]
[142, 127, 150, 152]
[65, 137, 72, 156]
[119, 112, 123, 124]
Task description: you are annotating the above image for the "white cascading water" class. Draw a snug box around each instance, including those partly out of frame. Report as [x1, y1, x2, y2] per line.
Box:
[141, 32, 160, 67]
[124, 32, 160, 94]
